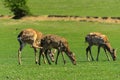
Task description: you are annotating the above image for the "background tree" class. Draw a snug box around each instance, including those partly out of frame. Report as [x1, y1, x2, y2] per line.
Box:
[4, 0, 31, 19]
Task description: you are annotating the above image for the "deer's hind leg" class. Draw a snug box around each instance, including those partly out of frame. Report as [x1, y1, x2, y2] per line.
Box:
[18, 40, 26, 65]
[86, 46, 94, 61]
[33, 48, 38, 64]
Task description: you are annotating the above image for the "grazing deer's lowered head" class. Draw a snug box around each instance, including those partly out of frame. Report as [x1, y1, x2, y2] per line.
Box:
[85, 32, 116, 61]
[104, 43, 116, 61]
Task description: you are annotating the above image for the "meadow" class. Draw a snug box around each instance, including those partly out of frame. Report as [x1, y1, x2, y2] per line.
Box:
[1, 0, 120, 16]
[0, 0, 120, 80]
[0, 19, 120, 80]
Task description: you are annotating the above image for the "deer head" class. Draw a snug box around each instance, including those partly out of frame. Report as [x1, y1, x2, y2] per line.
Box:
[105, 43, 117, 61]
[67, 52, 76, 65]
[110, 49, 117, 61]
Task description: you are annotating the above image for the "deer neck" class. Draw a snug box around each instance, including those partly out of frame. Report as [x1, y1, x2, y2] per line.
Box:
[65, 48, 76, 62]
[105, 43, 113, 53]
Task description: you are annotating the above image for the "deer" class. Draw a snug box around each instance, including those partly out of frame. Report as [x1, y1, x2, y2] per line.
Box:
[17, 28, 55, 65]
[38, 34, 76, 65]
[85, 32, 116, 61]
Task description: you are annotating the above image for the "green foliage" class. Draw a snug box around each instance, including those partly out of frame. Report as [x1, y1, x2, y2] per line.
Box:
[3, 0, 30, 19]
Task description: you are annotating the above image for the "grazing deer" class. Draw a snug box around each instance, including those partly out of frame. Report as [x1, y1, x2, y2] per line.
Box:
[38, 34, 76, 65]
[85, 32, 116, 61]
[17, 28, 55, 65]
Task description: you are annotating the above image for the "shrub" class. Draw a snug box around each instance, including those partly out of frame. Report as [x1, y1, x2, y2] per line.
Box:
[4, 0, 31, 19]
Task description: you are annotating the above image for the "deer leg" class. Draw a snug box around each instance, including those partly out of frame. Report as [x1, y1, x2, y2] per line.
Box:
[86, 46, 90, 61]
[48, 49, 55, 62]
[104, 48, 110, 61]
[61, 52, 66, 64]
[33, 48, 38, 64]
[55, 50, 60, 65]
[38, 48, 43, 65]
[89, 46, 94, 61]
[44, 49, 51, 65]
[96, 46, 101, 61]
[18, 42, 25, 65]
[42, 52, 47, 64]
[18, 48, 22, 65]
[86, 46, 94, 61]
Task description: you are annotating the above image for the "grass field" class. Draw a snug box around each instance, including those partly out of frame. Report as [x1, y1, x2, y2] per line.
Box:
[0, 19, 120, 80]
[0, 0, 120, 80]
[1, 0, 120, 16]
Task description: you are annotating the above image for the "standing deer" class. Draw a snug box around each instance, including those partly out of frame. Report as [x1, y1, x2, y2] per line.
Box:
[85, 32, 116, 61]
[17, 28, 55, 65]
[38, 34, 76, 65]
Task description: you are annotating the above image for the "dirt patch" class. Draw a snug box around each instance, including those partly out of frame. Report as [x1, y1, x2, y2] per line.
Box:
[1, 15, 120, 24]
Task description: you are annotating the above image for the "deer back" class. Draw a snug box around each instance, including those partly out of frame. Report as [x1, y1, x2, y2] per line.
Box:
[85, 32, 109, 45]
[41, 34, 69, 50]
[18, 28, 43, 46]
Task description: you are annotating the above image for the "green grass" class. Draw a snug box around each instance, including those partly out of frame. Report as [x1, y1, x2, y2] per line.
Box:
[1, 0, 120, 16]
[0, 19, 120, 80]
[1, 0, 120, 79]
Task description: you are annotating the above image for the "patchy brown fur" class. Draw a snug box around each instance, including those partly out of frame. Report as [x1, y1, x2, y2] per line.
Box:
[38, 34, 76, 65]
[17, 28, 55, 65]
[18, 28, 42, 48]
[85, 32, 116, 61]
